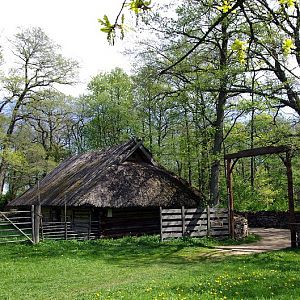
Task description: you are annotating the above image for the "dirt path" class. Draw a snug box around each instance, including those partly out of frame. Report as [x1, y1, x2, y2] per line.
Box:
[215, 228, 291, 255]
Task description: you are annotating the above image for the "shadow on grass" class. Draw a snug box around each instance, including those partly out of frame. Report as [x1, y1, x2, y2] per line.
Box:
[0, 235, 231, 265]
[0, 234, 297, 268]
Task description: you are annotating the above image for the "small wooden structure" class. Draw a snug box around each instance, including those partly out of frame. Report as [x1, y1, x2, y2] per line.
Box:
[7, 139, 202, 240]
[225, 145, 298, 248]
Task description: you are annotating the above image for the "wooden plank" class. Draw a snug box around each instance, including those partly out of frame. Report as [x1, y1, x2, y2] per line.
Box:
[162, 227, 183, 233]
[185, 208, 206, 214]
[162, 220, 183, 226]
[162, 215, 183, 220]
[207, 205, 211, 237]
[181, 206, 186, 237]
[161, 209, 182, 214]
[208, 208, 228, 213]
[161, 232, 183, 238]
[160, 207, 163, 241]
[186, 225, 207, 231]
[209, 213, 229, 218]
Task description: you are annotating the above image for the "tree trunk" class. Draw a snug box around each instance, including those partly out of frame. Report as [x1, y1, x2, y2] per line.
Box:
[209, 20, 228, 206]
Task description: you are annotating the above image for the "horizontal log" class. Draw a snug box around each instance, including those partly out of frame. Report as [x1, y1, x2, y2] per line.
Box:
[225, 145, 289, 159]
[3, 216, 31, 220]
[1, 211, 31, 214]
[0, 222, 32, 226]
[42, 222, 71, 225]
[0, 234, 25, 238]
[0, 239, 28, 243]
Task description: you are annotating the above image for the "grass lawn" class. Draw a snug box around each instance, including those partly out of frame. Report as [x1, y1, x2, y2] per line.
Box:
[0, 235, 299, 300]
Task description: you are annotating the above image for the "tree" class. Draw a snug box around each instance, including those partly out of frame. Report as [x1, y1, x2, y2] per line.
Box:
[0, 27, 79, 194]
[83, 68, 138, 149]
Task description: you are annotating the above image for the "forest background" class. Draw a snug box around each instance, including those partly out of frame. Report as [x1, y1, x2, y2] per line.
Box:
[1, 0, 300, 212]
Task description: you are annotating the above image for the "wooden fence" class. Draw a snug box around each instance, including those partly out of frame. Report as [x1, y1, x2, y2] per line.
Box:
[0, 209, 34, 244]
[160, 206, 229, 240]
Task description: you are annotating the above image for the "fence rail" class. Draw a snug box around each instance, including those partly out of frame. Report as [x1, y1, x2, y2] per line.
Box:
[41, 221, 99, 241]
[160, 206, 229, 240]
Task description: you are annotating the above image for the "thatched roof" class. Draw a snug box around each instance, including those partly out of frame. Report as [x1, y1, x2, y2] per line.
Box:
[8, 139, 202, 208]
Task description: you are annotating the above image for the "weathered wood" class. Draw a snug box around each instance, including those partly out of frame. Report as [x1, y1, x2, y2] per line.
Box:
[34, 204, 41, 244]
[161, 209, 182, 214]
[181, 206, 186, 237]
[31, 205, 35, 243]
[160, 207, 163, 241]
[285, 151, 297, 248]
[207, 205, 211, 237]
[226, 159, 234, 238]
[64, 201, 68, 240]
[160, 206, 229, 240]
[0, 211, 33, 243]
[224, 145, 290, 160]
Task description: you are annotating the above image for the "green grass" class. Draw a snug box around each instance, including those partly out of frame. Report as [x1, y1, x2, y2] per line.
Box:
[0, 235, 299, 300]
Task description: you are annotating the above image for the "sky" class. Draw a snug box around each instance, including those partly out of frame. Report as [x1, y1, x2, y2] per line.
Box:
[0, 0, 132, 96]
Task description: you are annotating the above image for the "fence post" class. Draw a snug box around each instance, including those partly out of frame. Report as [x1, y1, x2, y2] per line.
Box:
[181, 206, 186, 237]
[64, 201, 68, 240]
[159, 207, 163, 241]
[207, 205, 211, 237]
[34, 204, 41, 244]
[31, 205, 35, 243]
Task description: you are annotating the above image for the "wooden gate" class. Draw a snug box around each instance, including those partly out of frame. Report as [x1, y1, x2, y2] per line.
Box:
[0, 209, 34, 244]
[160, 206, 229, 240]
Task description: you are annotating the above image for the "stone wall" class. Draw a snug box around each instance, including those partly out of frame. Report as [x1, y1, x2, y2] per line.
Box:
[237, 211, 300, 229]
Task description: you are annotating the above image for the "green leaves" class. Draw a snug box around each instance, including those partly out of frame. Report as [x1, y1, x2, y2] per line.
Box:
[282, 38, 296, 56]
[279, 0, 296, 8]
[231, 39, 247, 64]
[98, 15, 116, 45]
[217, 0, 235, 13]
[98, 13, 126, 45]
[127, 0, 151, 15]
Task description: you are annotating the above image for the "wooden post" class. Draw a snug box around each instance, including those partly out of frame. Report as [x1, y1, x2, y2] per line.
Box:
[88, 209, 92, 240]
[227, 159, 234, 239]
[207, 205, 211, 237]
[31, 205, 35, 243]
[285, 150, 296, 248]
[159, 207, 163, 241]
[181, 206, 186, 237]
[64, 200, 68, 240]
[34, 204, 41, 244]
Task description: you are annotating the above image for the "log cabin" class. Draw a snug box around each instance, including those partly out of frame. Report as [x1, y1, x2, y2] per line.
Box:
[8, 139, 202, 238]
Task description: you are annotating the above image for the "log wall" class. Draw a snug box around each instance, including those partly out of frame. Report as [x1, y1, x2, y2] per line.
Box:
[101, 207, 160, 237]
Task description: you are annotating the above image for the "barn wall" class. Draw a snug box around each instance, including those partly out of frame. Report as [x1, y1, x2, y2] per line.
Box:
[101, 207, 160, 237]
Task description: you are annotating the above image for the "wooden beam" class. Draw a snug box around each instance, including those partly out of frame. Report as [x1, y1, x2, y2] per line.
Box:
[226, 159, 234, 238]
[285, 151, 296, 248]
[225, 145, 290, 160]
